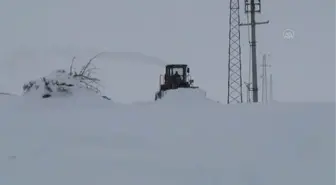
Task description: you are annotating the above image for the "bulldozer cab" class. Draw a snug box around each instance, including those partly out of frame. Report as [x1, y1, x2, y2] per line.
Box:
[159, 64, 194, 91]
[165, 64, 189, 83]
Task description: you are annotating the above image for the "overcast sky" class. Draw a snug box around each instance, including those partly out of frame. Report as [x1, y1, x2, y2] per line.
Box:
[0, 0, 334, 103]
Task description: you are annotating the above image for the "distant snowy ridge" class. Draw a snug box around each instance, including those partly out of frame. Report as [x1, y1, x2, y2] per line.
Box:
[0, 92, 17, 96]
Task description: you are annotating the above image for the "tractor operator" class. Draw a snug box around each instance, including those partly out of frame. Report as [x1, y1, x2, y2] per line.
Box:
[173, 71, 182, 84]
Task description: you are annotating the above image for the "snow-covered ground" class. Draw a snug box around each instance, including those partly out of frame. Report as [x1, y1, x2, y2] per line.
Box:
[0, 88, 334, 185]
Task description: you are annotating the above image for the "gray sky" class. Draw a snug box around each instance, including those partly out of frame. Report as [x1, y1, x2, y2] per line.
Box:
[0, 0, 334, 103]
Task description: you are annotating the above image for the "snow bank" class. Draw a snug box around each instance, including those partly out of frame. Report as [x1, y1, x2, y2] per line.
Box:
[22, 69, 110, 101]
[0, 64, 334, 185]
[156, 88, 214, 103]
[0, 96, 333, 185]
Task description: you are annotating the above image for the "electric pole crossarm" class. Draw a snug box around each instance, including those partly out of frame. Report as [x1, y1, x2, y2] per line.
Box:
[240, 20, 269, 26]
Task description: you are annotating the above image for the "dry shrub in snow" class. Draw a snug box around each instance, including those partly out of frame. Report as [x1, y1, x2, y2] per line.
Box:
[22, 53, 110, 100]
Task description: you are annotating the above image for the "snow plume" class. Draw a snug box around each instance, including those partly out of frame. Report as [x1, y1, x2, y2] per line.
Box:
[22, 54, 111, 100]
[94, 51, 168, 67]
[5, 47, 168, 68]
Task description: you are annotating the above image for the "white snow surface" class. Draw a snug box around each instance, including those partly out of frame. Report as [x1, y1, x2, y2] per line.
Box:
[0, 89, 334, 185]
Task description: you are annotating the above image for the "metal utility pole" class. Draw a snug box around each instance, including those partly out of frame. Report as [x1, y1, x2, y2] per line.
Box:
[240, 0, 269, 103]
[227, 0, 243, 104]
[261, 54, 271, 103]
[269, 73, 273, 102]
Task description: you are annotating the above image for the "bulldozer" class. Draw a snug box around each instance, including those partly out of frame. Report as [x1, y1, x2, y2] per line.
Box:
[154, 64, 198, 100]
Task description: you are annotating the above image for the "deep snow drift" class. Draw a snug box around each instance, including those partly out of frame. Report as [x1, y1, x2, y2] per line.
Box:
[0, 89, 334, 185]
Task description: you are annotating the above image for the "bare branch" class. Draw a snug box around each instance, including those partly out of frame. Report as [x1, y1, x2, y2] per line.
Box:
[66, 52, 105, 95]
[79, 52, 106, 76]
[79, 79, 101, 94]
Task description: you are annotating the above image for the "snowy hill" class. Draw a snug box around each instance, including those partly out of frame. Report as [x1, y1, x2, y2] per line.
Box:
[0, 89, 334, 185]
